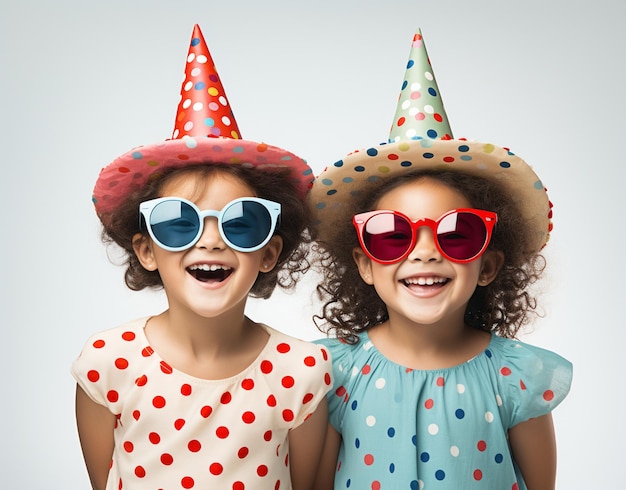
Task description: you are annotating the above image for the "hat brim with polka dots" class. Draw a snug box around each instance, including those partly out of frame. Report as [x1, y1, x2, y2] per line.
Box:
[309, 30, 552, 254]
[93, 25, 313, 225]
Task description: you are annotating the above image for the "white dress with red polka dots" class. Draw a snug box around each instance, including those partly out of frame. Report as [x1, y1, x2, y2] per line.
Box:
[315, 332, 572, 490]
[72, 317, 332, 490]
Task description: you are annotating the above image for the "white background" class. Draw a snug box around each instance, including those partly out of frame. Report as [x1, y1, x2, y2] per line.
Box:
[1, 0, 624, 487]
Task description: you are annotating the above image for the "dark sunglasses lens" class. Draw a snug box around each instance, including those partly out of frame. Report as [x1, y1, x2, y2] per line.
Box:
[363, 213, 413, 262]
[222, 200, 272, 249]
[437, 212, 487, 261]
[150, 200, 200, 249]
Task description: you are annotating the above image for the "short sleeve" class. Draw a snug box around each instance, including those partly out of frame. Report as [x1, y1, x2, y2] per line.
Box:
[71, 321, 145, 413]
[289, 341, 334, 428]
[314, 337, 354, 433]
[72, 331, 109, 406]
[492, 338, 573, 428]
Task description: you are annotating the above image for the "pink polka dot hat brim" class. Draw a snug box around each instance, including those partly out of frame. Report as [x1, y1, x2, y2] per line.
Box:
[309, 138, 552, 253]
[93, 136, 313, 223]
[91, 24, 314, 225]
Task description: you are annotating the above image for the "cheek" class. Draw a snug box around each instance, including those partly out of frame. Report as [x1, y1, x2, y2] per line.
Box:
[369, 264, 398, 286]
[238, 251, 265, 273]
[456, 261, 483, 285]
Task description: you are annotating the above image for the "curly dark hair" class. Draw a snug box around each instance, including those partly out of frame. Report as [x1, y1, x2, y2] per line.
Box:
[99, 163, 313, 299]
[313, 169, 546, 342]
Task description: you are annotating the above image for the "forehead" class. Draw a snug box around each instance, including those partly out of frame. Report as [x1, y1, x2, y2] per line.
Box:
[375, 177, 472, 218]
[159, 169, 257, 207]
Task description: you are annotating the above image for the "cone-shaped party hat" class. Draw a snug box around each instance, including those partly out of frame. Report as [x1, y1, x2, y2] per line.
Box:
[93, 24, 313, 224]
[171, 24, 241, 140]
[388, 30, 452, 143]
[310, 29, 552, 253]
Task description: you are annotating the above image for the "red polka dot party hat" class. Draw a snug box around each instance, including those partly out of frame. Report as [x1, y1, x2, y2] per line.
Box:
[93, 24, 313, 224]
[310, 29, 552, 253]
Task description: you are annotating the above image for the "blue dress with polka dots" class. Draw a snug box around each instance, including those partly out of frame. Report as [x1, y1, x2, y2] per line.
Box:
[315, 332, 572, 489]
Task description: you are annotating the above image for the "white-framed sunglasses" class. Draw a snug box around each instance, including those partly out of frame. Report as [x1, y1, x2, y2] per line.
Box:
[139, 196, 281, 252]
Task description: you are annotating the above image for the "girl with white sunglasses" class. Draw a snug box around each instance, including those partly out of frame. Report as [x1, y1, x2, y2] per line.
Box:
[72, 25, 331, 490]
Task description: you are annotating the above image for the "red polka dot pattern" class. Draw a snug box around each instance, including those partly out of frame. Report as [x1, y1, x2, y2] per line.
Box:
[71, 318, 332, 488]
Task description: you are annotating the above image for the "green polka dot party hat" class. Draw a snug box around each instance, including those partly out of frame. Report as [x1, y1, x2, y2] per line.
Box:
[310, 29, 552, 253]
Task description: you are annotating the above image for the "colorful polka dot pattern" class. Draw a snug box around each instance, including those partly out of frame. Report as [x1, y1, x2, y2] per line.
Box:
[72, 318, 332, 489]
[171, 24, 240, 140]
[310, 138, 552, 253]
[92, 24, 313, 221]
[308, 29, 552, 253]
[93, 137, 313, 218]
[315, 333, 572, 489]
[389, 30, 453, 143]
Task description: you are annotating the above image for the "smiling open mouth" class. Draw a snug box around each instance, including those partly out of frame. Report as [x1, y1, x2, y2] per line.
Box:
[402, 277, 449, 287]
[187, 264, 233, 283]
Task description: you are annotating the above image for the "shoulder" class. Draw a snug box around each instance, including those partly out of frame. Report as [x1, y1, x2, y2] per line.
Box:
[265, 327, 331, 362]
[314, 333, 369, 387]
[75, 317, 146, 353]
[71, 317, 150, 407]
[71, 318, 150, 377]
[73, 318, 149, 364]
[314, 333, 362, 355]
[262, 326, 332, 383]
[260, 327, 333, 426]
[487, 335, 572, 376]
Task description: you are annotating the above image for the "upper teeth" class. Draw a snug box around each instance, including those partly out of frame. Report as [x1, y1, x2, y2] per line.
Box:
[404, 277, 446, 286]
[188, 264, 232, 272]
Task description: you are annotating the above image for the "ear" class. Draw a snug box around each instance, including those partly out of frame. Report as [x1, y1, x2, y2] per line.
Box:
[352, 247, 374, 285]
[259, 235, 283, 273]
[477, 249, 505, 286]
[132, 233, 158, 271]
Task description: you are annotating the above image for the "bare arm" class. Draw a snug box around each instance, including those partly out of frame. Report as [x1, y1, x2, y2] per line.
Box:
[75, 384, 116, 490]
[508, 413, 557, 490]
[312, 423, 341, 490]
[288, 398, 329, 490]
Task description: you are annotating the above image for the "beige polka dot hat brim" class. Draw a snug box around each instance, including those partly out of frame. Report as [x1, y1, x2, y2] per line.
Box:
[309, 30, 552, 254]
[93, 25, 313, 225]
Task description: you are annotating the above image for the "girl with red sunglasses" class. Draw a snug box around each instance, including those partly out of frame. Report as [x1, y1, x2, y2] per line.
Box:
[310, 30, 572, 490]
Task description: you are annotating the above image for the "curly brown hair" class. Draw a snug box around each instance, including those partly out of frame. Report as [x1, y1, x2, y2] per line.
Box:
[99, 163, 313, 299]
[312, 169, 546, 342]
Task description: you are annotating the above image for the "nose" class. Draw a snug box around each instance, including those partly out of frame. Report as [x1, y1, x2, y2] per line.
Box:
[407, 226, 441, 262]
[195, 217, 226, 251]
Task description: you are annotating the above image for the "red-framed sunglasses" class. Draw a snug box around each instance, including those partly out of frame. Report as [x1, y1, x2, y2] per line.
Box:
[353, 208, 497, 264]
